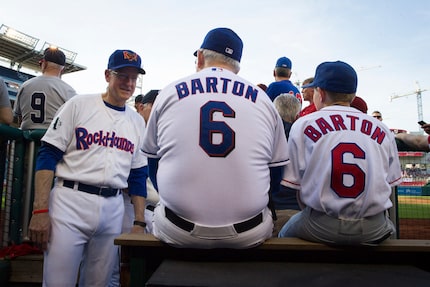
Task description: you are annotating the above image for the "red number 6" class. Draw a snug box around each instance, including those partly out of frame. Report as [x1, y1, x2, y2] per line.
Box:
[331, 143, 365, 198]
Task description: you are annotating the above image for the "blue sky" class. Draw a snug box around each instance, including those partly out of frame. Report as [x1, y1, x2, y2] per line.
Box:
[1, 0, 429, 133]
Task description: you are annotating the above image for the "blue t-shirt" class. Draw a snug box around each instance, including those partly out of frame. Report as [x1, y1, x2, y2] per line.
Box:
[266, 80, 301, 103]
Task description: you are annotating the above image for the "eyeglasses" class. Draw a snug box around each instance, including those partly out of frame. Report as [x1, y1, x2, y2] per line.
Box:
[373, 115, 382, 119]
[111, 70, 139, 82]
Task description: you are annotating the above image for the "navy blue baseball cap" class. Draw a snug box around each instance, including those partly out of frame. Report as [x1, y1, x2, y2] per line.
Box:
[302, 61, 357, 93]
[193, 28, 243, 62]
[108, 49, 146, 74]
[140, 89, 160, 104]
[275, 57, 292, 69]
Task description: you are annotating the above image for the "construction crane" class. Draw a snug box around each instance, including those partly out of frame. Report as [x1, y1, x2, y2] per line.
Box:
[390, 81, 428, 123]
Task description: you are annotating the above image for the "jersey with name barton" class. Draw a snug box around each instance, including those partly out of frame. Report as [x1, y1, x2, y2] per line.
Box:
[282, 105, 402, 219]
[142, 67, 289, 226]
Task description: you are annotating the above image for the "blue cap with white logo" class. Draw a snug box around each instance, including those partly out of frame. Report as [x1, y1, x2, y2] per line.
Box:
[193, 28, 243, 62]
[275, 57, 292, 69]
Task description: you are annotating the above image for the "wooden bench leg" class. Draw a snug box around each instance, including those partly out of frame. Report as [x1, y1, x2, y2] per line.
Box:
[120, 246, 131, 287]
[120, 261, 130, 287]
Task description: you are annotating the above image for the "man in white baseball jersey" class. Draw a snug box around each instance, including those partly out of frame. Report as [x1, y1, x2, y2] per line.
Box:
[28, 49, 148, 286]
[279, 61, 402, 245]
[142, 27, 288, 249]
[13, 47, 76, 130]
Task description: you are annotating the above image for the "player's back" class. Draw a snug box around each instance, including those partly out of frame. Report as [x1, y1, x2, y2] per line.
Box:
[14, 75, 76, 130]
[266, 80, 301, 102]
[143, 67, 288, 226]
[283, 105, 402, 219]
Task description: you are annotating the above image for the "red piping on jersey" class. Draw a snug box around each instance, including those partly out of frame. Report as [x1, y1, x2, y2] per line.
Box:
[281, 179, 300, 188]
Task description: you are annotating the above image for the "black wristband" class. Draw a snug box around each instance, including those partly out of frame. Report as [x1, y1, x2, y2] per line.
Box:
[133, 220, 147, 228]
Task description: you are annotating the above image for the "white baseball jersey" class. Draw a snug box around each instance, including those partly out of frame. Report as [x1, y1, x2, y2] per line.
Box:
[42, 93, 147, 188]
[142, 67, 289, 226]
[282, 105, 402, 219]
[13, 75, 76, 129]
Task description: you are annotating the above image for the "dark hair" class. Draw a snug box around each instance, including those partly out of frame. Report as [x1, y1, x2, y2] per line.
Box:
[302, 77, 314, 86]
[134, 94, 143, 104]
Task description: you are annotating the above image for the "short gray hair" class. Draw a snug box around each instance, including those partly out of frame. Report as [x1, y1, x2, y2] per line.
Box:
[200, 49, 240, 74]
[273, 93, 301, 123]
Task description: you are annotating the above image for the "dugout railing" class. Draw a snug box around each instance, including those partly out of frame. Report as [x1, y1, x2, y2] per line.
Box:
[0, 124, 45, 247]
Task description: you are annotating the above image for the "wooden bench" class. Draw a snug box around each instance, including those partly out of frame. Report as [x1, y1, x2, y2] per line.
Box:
[7, 254, 43, 284]
[114, 233, 430, 287]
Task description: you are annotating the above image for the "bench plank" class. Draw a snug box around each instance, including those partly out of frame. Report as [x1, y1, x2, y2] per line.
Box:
[115, 233, 430, 287]
[114, 233, 430, 252]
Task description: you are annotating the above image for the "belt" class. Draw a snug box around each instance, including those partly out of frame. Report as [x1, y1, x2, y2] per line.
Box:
[165, 206, 263, 233]
[62, 180, 120, 197]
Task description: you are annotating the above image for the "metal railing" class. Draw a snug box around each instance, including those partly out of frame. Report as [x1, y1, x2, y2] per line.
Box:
[0, 124, 45, 246]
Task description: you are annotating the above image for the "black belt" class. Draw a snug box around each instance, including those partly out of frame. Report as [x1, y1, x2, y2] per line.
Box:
[165, 206, 263, 233]
[63, 180, 120, 197]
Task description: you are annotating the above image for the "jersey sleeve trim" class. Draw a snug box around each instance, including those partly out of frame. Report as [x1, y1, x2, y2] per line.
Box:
[35, 142, 64, 171]
[281, 178, 300, 189]
[268, 158, 289, 168]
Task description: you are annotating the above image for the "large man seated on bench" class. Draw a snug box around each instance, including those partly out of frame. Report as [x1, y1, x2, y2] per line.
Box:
[141, 28, 288, 249]
[278, 61, 402, 245]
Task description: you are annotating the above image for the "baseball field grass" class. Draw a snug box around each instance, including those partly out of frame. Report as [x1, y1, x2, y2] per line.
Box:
[397, 195, 430, 239]
[397, 196, 430, 219]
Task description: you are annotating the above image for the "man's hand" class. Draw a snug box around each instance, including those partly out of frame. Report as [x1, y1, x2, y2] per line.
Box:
[29, 213, 51, 251]
[421, 123, 430, 135]
[131, 224, 146, 234]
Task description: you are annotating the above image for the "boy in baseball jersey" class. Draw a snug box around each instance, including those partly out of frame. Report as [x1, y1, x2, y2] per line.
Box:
[279, 61, 402, 245]
[28, 49, 148, 286]
[13, 47, 76, 130]
[142, 28, 289, 249]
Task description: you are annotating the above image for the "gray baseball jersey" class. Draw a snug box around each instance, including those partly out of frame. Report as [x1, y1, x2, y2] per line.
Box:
[13, 75, 76, 129]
